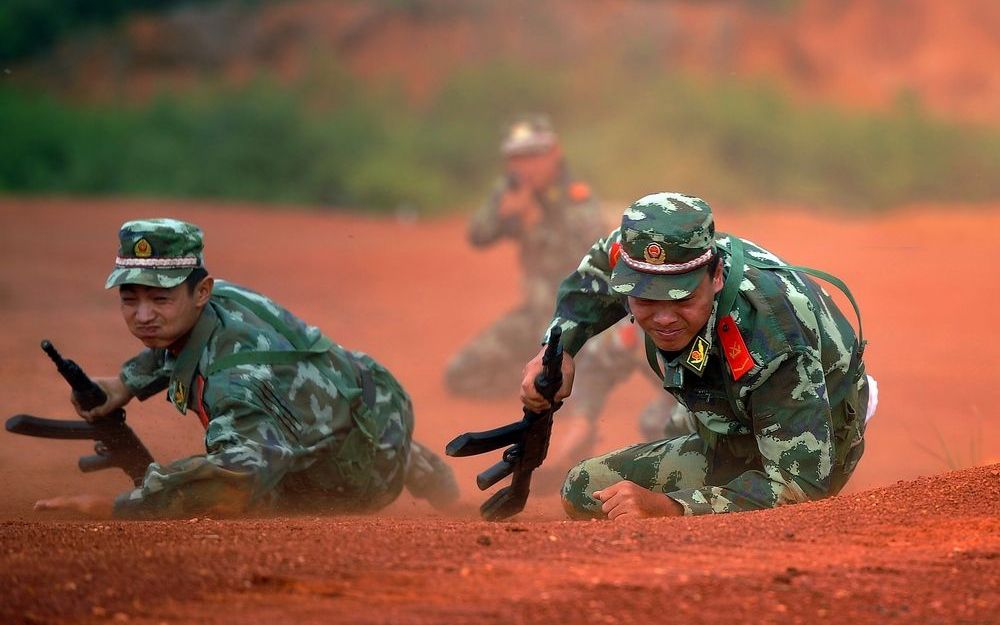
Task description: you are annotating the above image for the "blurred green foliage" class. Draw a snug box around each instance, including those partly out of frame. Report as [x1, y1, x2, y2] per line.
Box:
[1, 62, 998, 212]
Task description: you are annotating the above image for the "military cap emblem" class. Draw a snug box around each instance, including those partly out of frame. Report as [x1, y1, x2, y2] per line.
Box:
[643, 243, 666, 265]
[684, 336, 709, 374]
[133, 238, 153, 258]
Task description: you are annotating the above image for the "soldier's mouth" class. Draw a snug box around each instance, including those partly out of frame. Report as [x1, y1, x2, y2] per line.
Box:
[652, 327, 684, 339]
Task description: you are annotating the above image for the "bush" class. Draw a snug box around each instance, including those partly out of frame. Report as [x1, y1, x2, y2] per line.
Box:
[1, 64, 998, 213]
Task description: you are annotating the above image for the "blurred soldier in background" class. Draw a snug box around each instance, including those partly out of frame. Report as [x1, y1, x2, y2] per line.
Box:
[443, 114, 606, 399]
[444, 115, 690, 487]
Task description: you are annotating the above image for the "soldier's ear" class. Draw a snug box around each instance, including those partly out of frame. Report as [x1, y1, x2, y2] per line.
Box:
[194, 276, 214, 308]
[711, 259, 724, 293]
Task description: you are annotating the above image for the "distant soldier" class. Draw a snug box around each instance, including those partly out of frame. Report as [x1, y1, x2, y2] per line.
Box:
[443, 115, 607, 398]
[34, 219, 457, 518]
[521, 193, 874, 518]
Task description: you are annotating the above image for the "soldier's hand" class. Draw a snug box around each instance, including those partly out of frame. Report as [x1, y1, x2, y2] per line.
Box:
[71, 377, 133, 422]
[498, 184, 543, 231]
[34, 494, 114, 519]
[594, 481, 684, 520]
[520, 346, 575, 412]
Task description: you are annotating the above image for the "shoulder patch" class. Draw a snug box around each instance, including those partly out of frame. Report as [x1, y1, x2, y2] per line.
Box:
[717, 315, 756, 380]
[568, 181, 591, 202]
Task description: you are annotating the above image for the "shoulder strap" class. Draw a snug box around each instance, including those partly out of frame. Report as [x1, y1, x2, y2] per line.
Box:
[720, 236, 866, 356]
[207, 283, 335, 376]
[644, 332, 664, 381]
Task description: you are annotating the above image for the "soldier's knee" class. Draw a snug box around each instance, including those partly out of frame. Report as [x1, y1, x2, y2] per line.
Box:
[559, 459, 604, 520]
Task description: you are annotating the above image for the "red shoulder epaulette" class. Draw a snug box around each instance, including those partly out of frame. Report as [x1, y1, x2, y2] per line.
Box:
[717, 315, 756, 380]
[568, 181, 591, 202]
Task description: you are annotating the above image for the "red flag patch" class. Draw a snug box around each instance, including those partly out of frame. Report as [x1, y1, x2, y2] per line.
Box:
[717, 314, 756, 380]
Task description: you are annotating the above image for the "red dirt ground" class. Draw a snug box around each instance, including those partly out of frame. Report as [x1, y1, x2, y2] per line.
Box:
[1, 197, 998, 624]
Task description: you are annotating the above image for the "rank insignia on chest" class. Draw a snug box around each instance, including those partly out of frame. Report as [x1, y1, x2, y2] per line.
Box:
[717, 314, 756, 380]
[684, 336, 709, 374]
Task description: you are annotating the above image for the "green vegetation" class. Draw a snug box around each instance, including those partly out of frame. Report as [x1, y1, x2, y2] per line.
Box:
[0, 0, 259, 62]
[2, 63, 998, 212]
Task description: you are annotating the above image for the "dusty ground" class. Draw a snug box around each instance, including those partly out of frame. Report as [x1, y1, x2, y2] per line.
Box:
[0, 197, 998, 624]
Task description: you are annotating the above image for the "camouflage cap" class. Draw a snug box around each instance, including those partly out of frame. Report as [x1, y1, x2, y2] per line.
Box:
[105, 218, 205, 289]
[500, 114, 558, 156]
[609, 192, 716, 300]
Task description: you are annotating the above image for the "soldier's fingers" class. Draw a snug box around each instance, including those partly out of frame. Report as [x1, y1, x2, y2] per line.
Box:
[600, 490, 628, 514]
[593, 481, 628, 502]
[610, 510, 640, 521]
[519, 388, 550, 412]
[606, 500, 634, 520]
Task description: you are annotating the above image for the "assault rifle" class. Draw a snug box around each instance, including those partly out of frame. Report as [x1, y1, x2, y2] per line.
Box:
[5, 341, 154, 486]
[446, 327, 564, 520]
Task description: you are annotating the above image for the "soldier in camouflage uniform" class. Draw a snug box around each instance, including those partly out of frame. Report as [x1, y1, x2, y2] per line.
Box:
[521, 193, 871, 518]
[34, 219, 457, 519]
[443, 115, 607, 398]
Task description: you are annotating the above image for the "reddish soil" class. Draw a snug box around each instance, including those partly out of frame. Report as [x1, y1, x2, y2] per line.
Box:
[0, 197, 998, 624]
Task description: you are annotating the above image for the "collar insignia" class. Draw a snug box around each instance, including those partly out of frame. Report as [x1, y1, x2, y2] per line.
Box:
[684, 336, 709, 374]
[173, 381, 187, 411]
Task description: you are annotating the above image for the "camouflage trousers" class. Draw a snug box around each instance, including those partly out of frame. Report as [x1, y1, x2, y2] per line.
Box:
[561, 432, 860, 518]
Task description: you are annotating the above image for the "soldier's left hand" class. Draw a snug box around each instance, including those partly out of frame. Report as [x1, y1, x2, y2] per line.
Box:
[594, 481, 683, 520]
[34, 494, 114, 519]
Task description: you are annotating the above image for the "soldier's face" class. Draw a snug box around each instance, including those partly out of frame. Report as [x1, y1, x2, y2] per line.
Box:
[119, 278, 213, 351]
[628, 263, 723, 352]
[505, 145, 563, 190]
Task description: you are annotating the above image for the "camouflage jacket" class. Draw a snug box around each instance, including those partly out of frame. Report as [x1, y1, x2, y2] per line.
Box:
[114, 281, 411, 518]
[547, 231, 868, 515]
[468, 170, 606, 310]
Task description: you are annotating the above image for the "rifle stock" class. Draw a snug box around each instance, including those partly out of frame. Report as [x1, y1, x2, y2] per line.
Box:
[446, 327, 564, 520]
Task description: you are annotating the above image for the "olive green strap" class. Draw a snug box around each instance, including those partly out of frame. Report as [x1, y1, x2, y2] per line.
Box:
[207, 284, 346, 393]
[720, 236, 866, 355]
[716, 233, 746, 325]
[644, 332, 663, 381]
[213, 283, 308, 349]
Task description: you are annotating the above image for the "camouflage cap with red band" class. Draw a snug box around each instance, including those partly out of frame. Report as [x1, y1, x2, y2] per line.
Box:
[105, 218, 205, 289]
[609, 192, 716, 301]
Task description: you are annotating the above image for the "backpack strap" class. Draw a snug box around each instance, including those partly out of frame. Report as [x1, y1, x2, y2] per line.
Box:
[205, 284, 341, 388]
[720, 235, 866, 357]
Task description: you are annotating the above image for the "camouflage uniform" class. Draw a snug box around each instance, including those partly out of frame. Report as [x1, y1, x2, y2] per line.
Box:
[443, 121, 607, 398]
[546, 193, 868, 516]
[106, 219, 456, 518]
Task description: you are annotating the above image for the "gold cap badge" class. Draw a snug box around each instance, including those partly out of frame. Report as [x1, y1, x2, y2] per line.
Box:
[643, 242, 666, 265]
[133, 238, 152, 258]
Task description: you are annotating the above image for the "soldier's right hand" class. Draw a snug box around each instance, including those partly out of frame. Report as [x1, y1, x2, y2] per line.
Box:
[520, 346, 575, 412]
[498, 184, 543, 231]
[71, 377, 133, 422]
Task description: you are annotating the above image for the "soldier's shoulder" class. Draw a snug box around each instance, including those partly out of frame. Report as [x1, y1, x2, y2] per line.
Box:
[566, 180, 594, 204]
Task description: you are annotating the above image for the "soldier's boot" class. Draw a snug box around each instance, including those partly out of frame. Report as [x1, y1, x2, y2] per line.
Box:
[405, 440, 460, 510]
